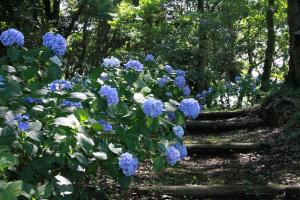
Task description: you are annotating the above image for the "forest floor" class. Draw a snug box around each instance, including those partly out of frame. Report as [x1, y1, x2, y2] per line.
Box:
[89, 114, 300, 200]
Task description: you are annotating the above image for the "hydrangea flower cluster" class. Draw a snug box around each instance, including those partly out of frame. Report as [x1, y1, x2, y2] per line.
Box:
[157, 76, 168, 87]
[24, 97, 43, 104]
[176, 69, 186, 77]
[14, 114, 30, 131]
[99, 85, 119, 105]
[142, 98, 163, 118]
[235, 76, 241, 82]
[48, 80, 72, 92]
[102, 57, 121, 68]
[0, 28, 24, 46]
[165, 146, 180, 166]
[118, 153, 139, 176]
[62, 100, 82, 108]
[173, 143, 187, 159]
[174, 76, 186, 89]
[179, 98, 201, 119]
[183, 85, 191, 97]
[172, 126, 184, 138]
[125, 60, 144, 72]
[196, 87, 213, 100]
[42, 32, 67, 56]
[164, 65, 173, 74]
[98, 119, 113, 132]
[145, 54, 154, 61]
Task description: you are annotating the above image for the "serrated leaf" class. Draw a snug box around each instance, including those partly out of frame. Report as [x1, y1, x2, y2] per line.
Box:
[108, 143, 122, 155]
[76, 133, 94, 153]
[69, 92, 88, 101]
[164, 102, 177, 112]
[54, 175, 73, 196]
[93, 152, 108, 160]
[53, 115, 80, 129]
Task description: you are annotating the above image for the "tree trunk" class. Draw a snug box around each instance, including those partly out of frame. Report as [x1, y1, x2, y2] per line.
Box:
[261, 0, 275, 91]
[286, 0, 300, 87]
[77, 18, 90, 75]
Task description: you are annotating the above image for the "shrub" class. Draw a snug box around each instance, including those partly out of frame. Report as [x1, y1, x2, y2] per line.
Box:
[0, 29, 200, 199]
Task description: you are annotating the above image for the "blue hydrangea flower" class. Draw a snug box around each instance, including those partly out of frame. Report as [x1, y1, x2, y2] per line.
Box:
[0, 28, 24, 46]
[173, 126, 184, 138]
[179, 98, 201, 119]
[118, 153, 139, 176]
[145, 54, 154, 61]
[42, 32, 67, 56]
[102, 57, 120, 68]
[176, 69, 185, 77]
[62, 100, 82, 108]
[14, 114, 29, 131]
[18, 122, 30, 131]
[48, 80, 72, 92]
[173, 143, 187, 159]
[164, 65, 173, 74]
[99, 119, 113, 132]
[99, 85, 119, 105]
[174, 76, 186, 89]
[202, 90, 208, 96]
[251, 84, 256, 92]
[24, 97, 43, 104]
[167, 112, 175, 121]
[166, 146, 180, 166]
[208, 87, 213, 93]
[166, 92, 173, 97]
[125, 60, 144, 72]
[183, 85, 190, 97]
[157, 77, 168, 87]
[142, 98, 163, 118]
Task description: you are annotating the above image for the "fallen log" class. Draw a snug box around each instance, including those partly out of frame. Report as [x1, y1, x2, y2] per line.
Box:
[186, 143, 269, 155]
[137, 184, 300, 199]
[196, 109, 259, 120]
[186, 119, 265, 134]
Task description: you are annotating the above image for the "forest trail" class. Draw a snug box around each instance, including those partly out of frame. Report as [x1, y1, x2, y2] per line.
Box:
[130, 110, 300, 200]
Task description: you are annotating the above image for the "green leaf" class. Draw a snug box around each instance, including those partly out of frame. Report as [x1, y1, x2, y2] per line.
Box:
[53, 115, 80, 129]
[153, 156, 166, 172]
[47, 63, 62, 80]
[7, 47, 21, 62]
[74, 109, 89, 123]
[54, 175, 73, 197]
[93, 152, 108, 160]
[35, 181, 53, 199]
[0, 180, 23, 200]
[69, 92, 88, 101]
[76, 133, 94, 153]
[108, 143, 122, 155]
[0, 151, 19, 172]
[73, 152, 89, 166]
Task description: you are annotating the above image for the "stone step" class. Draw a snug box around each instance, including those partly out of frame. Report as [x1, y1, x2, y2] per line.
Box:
[186, 119, 265, 134]
[196, 109, 258, 120]
[137, 184, 300, 199]
[186, 143, 269, 155]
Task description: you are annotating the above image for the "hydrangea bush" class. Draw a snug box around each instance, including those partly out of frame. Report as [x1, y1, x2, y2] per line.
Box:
[0, 29, 201, 199]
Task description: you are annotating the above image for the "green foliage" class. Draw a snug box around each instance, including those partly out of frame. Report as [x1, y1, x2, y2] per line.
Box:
[0, 41, 192, 199]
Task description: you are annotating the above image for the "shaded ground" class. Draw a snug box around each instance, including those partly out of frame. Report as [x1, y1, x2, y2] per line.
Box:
[88, 126, 300, 200]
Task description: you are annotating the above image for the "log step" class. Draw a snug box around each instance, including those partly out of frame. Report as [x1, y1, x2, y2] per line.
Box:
[186, 143, 269, 155]
[196, 110, 253, 120]
[137, 184, 300, 198]
[186, 119, 265, 134]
